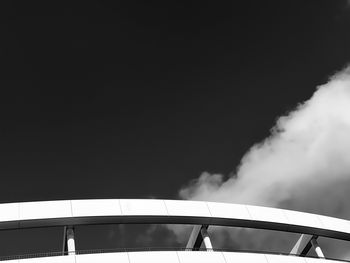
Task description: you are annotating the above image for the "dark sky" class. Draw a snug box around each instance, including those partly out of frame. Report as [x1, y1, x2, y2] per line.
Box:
[0, 0, 350, 203]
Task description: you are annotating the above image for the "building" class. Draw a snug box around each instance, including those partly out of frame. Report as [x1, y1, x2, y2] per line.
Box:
[0, 199, 348, 262]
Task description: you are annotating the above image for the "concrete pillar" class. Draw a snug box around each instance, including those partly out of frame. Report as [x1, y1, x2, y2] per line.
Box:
[200, 227, 213, 250]
[311, 238, 325, 258]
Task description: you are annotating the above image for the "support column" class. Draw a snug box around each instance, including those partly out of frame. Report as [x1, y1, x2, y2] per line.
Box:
[186, 225, 212, 251]
[186, 225, 202, 249]
[290, 234, 314, 256]
[290, 234, 325, 258]
[200, 227, 213, 250]
[63, 226, 76, 255]
[310, 238, 325, 258]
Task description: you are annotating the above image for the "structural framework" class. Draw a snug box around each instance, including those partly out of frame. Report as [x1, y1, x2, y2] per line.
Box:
[0, 199, 349, 262]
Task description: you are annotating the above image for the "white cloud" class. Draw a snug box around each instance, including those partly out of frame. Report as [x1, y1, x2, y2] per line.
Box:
[179, 66, 350, 221]
[167, 66, 350, 259]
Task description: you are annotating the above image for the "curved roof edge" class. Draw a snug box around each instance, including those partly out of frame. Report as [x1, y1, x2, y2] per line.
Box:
[0, 251, 345, 263]
[0, 199, 349, 241]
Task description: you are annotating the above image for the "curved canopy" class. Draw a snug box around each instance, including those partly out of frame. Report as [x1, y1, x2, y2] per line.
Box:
[0, 199, 349, 241]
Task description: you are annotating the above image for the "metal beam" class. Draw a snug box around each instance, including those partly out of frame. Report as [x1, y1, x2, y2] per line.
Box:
[290, 234, 325, 259]
[290, 234, 314, 256]
[63, 226, 76, 255]
[186, 225, 212, 251]
[186, 225, 202, 249]
[201, 226, 213, 250]
[310, 238, 325, 258]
